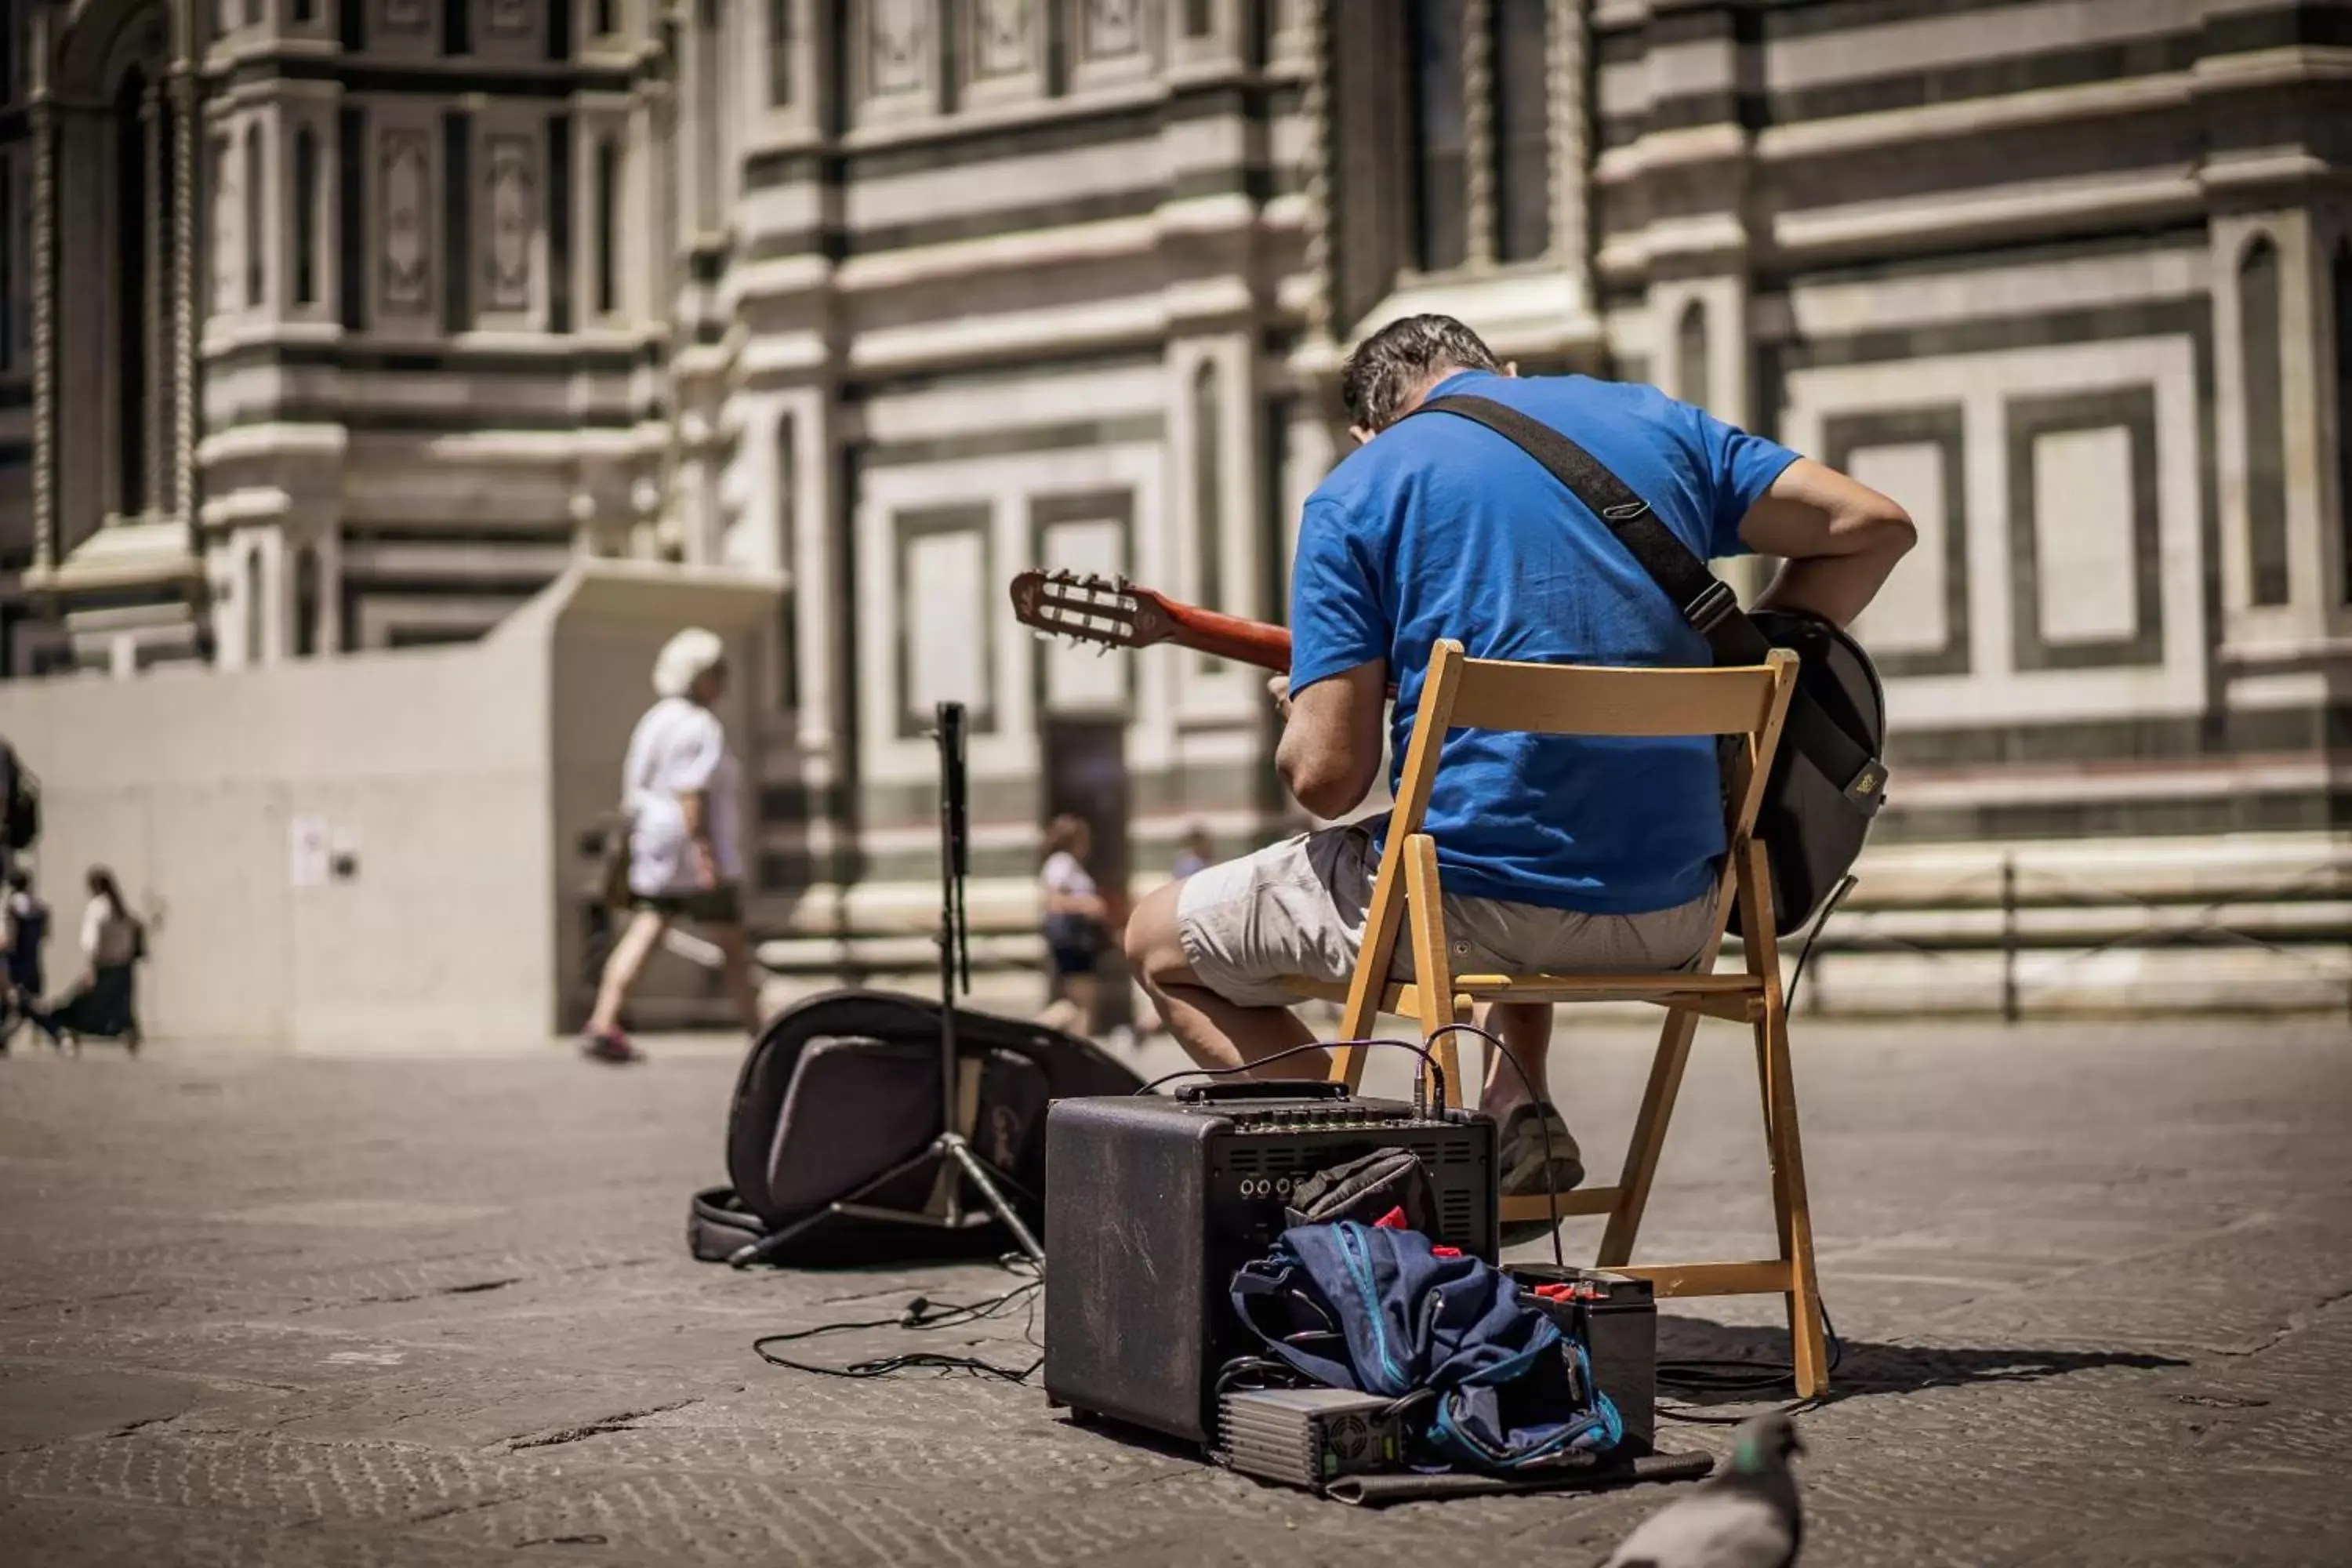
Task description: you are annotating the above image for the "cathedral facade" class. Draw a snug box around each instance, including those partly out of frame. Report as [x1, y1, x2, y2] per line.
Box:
[1, 0, 2346, 1002]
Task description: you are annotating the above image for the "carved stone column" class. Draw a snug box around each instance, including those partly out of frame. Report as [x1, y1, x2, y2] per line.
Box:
[143, 82, 168, 519]
[29, 92, 54, 571]
[170, 65, 197, 531]
[1299, 0, 1332, 347]
[1463, 0, 1495, 271]
[650, 26, 681, 314]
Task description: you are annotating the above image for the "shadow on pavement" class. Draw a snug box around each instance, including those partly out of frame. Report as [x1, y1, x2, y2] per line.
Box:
[1654, 1313, 2190, 1409]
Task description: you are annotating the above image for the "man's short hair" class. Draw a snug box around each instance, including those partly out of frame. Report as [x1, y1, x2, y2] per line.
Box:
[1340, 314, 1503, 434]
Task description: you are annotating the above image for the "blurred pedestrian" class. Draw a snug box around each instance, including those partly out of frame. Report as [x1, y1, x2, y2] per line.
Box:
[1036, 815, 1109, 1036]
[0, 867, 47, 1052]
[1171, 823, 1214, 882]
[27, 866, 143, 1054]
[583, 629, 761, 1064]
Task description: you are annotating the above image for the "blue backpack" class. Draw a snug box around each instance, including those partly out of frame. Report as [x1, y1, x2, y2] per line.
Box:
[1229, 1221, 1622, 1473]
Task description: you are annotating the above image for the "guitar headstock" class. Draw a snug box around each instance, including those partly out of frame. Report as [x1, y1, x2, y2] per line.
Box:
[1008, 569, 1177, 652]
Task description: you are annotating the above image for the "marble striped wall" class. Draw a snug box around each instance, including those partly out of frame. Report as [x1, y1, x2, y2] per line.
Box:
[1593, 0, 2350, 847]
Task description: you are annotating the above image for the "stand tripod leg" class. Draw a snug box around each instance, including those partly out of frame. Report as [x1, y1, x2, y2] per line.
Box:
[726, 1139, 951, 1268]
[939, 1132, 1046, 1267]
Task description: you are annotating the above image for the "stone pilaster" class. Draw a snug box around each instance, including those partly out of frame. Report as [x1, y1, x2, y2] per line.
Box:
[1548, 0, 1588, 289]
[1463, 0, 1495, 270]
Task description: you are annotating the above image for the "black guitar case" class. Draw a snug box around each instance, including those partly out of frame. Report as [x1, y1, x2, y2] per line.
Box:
[688, 989, 1144, 1265]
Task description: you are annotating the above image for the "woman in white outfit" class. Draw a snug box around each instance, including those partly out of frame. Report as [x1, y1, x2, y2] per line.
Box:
[583, 629, 760, 1063]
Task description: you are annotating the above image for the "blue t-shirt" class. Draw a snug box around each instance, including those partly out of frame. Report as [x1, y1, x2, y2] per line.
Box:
[1289, 370, 1802, 914]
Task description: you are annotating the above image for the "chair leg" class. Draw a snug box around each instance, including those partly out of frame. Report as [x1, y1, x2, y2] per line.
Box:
[1404, 835, 1465, 1109]
[1762, 990, 1828, 1396]
[1736, 837, 1827, 1396]
[1334, 833, 1417, 1087]
[1755, 1020, 1795, 1269]
[1595, 1005, 1700, 1269]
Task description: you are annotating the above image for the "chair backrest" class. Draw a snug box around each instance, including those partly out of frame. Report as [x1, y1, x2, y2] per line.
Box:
[1382, 640, 1800, 857]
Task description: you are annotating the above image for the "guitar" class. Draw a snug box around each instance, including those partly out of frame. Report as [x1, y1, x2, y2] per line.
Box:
[1009, 570, 1294, 674]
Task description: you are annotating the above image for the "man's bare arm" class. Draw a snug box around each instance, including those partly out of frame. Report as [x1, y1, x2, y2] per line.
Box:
[1276, 660, 1388, 821]
[1738, 458, 1917, 627]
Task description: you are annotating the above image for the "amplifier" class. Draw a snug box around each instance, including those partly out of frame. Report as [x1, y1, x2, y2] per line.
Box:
[1043, 1080, 1497, 1446]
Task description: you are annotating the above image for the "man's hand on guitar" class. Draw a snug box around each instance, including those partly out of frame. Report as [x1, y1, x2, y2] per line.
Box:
[1266, 675, 1292, 721]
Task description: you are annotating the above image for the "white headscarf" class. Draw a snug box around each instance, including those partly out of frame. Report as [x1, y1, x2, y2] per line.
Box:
[652, 627, 726, 700]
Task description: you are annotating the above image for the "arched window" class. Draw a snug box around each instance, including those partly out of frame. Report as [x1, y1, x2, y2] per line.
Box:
[2335, 238, 2351, 605]
[1408, 0, 1468, 273]
[244, 122, 265, 308]
[292, 125, 319, 306]
[2239, 236, 2289, 607]
[292, 546, 321, 659]
[1676, 299, 1710, 412]
[1193, 360, 1225, 670]
[243, 546, 266, 666]
[1491, 0, 1550, 263]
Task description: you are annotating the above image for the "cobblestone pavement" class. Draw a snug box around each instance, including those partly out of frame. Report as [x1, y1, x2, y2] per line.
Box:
[2, 1018, 2348, 1566]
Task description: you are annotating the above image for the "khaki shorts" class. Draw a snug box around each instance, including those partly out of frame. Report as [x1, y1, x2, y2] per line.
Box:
[1174, 823, 1717, 1009]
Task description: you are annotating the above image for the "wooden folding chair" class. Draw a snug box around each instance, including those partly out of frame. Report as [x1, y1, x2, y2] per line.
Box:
[1287, 637, 1828, 1396]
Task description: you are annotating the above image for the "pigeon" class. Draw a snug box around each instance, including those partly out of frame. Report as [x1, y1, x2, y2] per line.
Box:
[1598, 1412, 1806, 1568]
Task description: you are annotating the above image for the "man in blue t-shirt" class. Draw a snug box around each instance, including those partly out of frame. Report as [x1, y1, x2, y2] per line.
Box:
[1125, 315, 1913, 1232]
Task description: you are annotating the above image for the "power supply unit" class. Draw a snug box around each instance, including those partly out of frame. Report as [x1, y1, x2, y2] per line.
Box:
[1217, 1387, 1406, 1491]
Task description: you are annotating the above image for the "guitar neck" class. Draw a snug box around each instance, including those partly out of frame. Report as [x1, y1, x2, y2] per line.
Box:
[1157, 601, 1293, 673]
[1154, 598, 1394, 697]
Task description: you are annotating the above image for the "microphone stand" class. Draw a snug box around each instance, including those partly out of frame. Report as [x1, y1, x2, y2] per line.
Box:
[730, 700, 1043, 1268]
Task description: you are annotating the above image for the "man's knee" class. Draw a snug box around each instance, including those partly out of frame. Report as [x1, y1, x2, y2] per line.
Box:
[1123, 882, 1189, 987]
